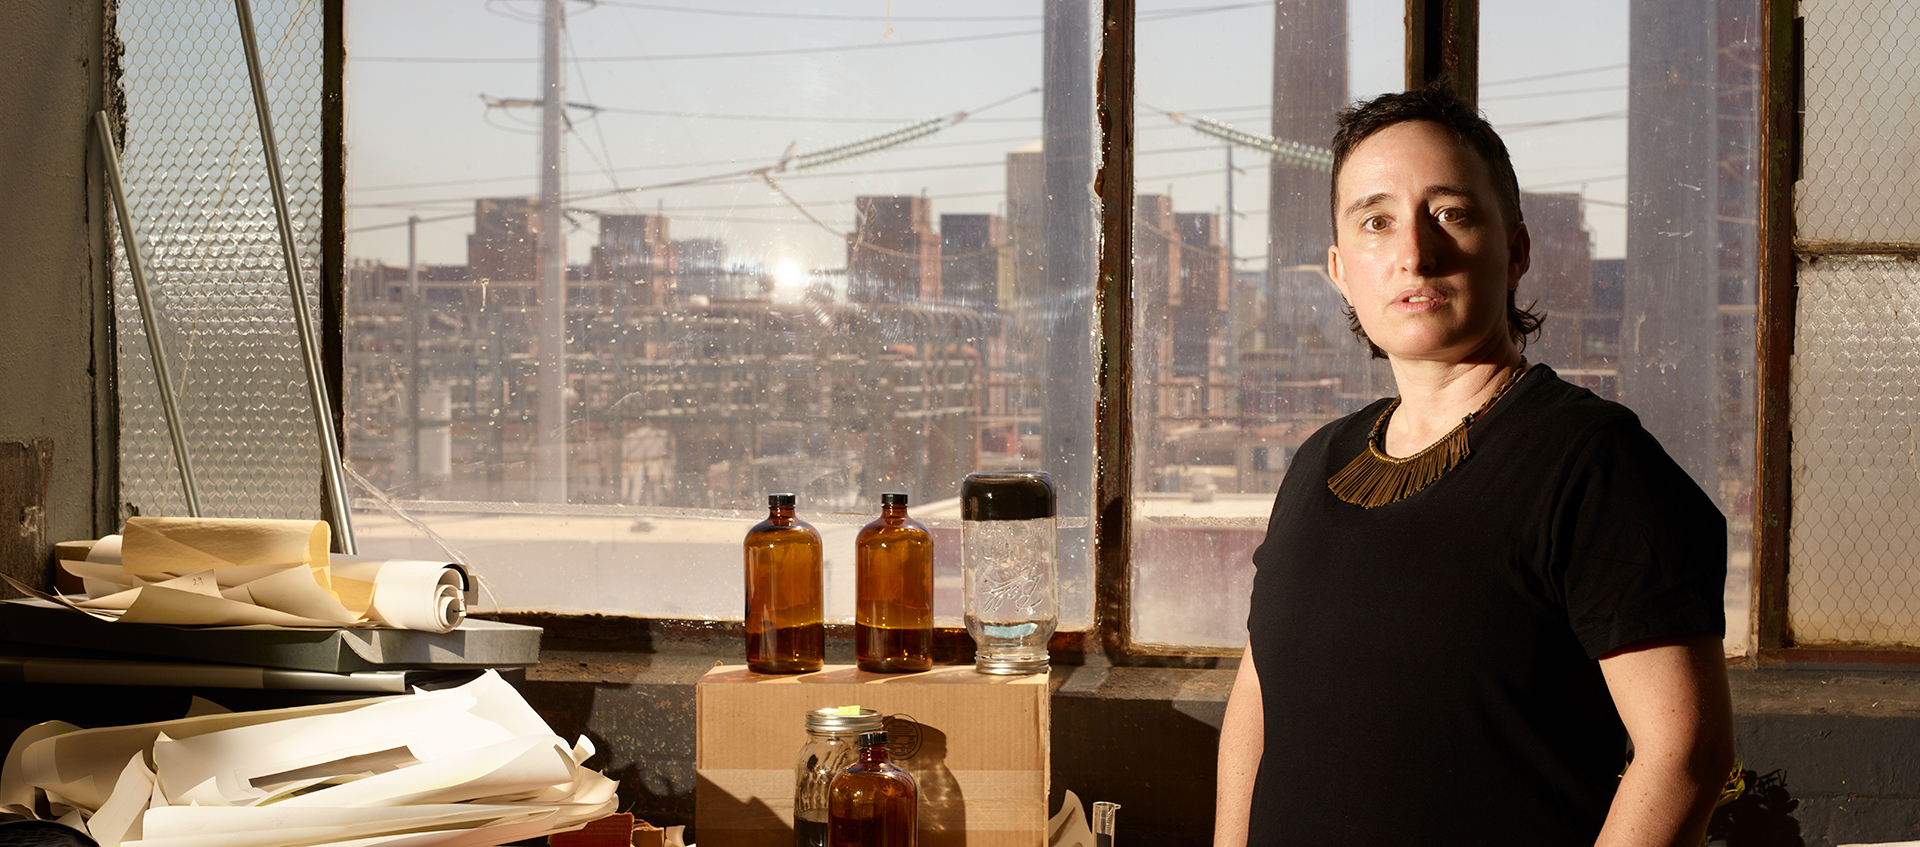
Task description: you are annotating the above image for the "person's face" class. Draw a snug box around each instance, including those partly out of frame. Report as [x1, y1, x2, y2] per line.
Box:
[1327, 120, 1529, 365]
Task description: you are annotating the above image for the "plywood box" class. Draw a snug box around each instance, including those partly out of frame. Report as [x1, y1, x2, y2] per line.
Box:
[695, 664, 1050, 847]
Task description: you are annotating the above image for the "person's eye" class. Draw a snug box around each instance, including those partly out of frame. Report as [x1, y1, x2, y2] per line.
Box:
[1435, 207, 1467, 224]
[1360, 214, 1390, 233]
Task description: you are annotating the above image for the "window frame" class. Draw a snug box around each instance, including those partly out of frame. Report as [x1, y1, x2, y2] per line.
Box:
[307, 0, 1860, 665]
[1751, 0, 1920, 667]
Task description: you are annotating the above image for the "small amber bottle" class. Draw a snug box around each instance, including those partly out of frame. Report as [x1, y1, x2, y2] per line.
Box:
[855, 492, 933, 673]
[827, 731, 917, 847]
[744, 493, 823, 673]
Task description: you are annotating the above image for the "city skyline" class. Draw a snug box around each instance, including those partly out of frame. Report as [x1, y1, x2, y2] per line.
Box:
[342, 1, 1635, 275]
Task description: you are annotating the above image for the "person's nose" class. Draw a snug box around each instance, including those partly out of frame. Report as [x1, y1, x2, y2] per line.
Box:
[1394, 215, 1444, 276]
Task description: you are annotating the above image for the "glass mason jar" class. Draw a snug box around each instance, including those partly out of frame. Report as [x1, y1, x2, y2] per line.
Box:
[794, 707, 886, 847]
[959, 471, 1058, 675]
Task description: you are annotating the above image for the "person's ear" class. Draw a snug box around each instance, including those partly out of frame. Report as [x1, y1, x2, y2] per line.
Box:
[1327, 243, 1349, 298]
[1507, 221, 1531, 289]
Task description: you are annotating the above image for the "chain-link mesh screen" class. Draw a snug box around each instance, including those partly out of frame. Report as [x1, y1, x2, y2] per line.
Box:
[1788, 257, 1920, 645]
[112, 0, 326, 520]
[1795, 0, 1920, 243]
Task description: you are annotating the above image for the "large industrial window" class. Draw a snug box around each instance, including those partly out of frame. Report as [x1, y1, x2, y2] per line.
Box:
[109, 0, 1780, 656]
[340, 1, 1099, 627]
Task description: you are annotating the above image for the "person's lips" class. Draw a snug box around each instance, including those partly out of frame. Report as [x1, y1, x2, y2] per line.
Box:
[1393, 287, 1447, 312]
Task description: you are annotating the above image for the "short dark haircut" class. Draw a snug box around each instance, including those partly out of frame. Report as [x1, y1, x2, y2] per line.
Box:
[1327, 81, 1543, 359]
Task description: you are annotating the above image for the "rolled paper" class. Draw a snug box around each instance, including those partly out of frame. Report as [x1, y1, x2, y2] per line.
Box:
[120, 517, 327, 572]
[329, 556, 470, 632]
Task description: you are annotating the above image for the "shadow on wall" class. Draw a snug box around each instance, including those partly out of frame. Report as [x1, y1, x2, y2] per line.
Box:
[1709, 769, 1804, 847]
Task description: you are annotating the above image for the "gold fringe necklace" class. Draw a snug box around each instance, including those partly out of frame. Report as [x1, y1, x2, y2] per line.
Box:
[1327, 359, 1530, 509]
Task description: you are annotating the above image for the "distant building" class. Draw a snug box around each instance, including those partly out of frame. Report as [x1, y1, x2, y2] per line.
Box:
[1518, 192, 1601, 382]
[1173, 212, 1229, 376]
[468, 197, 539, 282]
[673, 238, 746, 300]
[592, 214, 674, 309]
[1004, 141, 1045, 315]
[848, 196, 940, 303]
[940, 213, 1005, 312]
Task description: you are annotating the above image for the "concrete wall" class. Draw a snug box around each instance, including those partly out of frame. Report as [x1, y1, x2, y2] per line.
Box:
[0, 0, 112, 590]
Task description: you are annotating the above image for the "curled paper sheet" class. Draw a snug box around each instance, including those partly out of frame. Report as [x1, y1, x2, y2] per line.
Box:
[329, 556, 468, 633]
[53, 517, 470, 632]
[0, 672, 617, 847]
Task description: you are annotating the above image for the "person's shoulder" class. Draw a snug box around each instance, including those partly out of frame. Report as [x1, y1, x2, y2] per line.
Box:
[1504, 365, 1642, 442]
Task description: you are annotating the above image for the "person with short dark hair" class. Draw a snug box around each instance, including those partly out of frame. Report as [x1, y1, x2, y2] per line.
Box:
[1213, 83, 1734, 847]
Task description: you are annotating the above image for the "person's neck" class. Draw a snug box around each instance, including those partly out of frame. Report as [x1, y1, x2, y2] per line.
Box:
[1381, 347, 1526, 458]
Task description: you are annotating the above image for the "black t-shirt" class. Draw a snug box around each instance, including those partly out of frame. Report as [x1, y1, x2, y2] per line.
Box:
[1245, 366, 1726, 846]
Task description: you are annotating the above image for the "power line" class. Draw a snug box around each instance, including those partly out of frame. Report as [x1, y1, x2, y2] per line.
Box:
[1480, 62, 1630, 88]
[589, 105, 1036, 124]
[590, 1, 1041, 22]
[587, 1, 1269, 23]
[350, 133, 1049, 195]
[1480, 84, 1626, 102]
[355, 27, 1041, 64]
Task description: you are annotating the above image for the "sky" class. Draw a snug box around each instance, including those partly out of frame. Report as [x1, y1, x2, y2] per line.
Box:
[344, 1, 1631, 275]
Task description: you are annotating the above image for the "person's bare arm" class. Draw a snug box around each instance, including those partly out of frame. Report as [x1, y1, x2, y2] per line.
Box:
[1214, 645, 1264, 847]
[1594, 634, 1735, 847]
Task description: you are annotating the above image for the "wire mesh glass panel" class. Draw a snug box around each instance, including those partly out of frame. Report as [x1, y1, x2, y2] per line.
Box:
[1796, 0, 1920, 243]
[1788, 257, 1920, 646]
[112, 0, 327, 520]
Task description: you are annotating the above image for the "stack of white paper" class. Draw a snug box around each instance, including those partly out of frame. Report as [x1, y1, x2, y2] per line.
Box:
[29, 517, 469, 632]
[0, 672, 618, 847]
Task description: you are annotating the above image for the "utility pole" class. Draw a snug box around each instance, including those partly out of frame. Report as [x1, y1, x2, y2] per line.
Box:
[535, 0, 568, 503]
[406, 215, 421, 493]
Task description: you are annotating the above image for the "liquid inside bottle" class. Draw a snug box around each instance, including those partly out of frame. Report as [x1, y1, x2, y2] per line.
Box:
[827, 731, 917, 847]
[855, 492, 933, 673]
[745, 493, 824, 673]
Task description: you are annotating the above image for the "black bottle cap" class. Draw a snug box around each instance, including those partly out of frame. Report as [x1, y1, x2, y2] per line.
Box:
[881, 492, 909, 507]
[960, 471, 1056, 521]
[858, 731, 888, 747]
[768, 493, 796, 507]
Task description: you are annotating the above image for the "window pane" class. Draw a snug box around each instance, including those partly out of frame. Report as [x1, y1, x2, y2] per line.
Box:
[1480, 0, 1761, 652]
[1789, 258, 1920, 645]
[112, 0, 328, 521]
[1796, 0, 1920, 243]
[1128, 1, 1402, 648]
[345, 2, 1097, 626]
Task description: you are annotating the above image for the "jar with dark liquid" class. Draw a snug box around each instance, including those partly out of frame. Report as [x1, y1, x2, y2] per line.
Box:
[794, 707, 884, 847]
[827, 731, 917, 847]
[744, 493, 823, 673]
[855, 492, 933, 673]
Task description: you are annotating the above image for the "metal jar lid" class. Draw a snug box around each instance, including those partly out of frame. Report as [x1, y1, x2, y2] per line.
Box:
[960, 471, 1056, 521]
[804, 706, 885, 734]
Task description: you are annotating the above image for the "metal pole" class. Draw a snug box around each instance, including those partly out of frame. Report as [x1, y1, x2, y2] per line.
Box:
[535, 0, 569, 503]
[232, 0, 357, 552]
[95, 111, 204, 518]
[406, 215, 421, 492]
[1224, 144, 1236, 384]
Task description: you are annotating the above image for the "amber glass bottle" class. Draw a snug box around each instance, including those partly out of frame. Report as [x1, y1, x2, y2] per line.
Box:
[827, 731, 916, 847]
[855, 492, 933, 673]
[744, 493, 823, 673]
